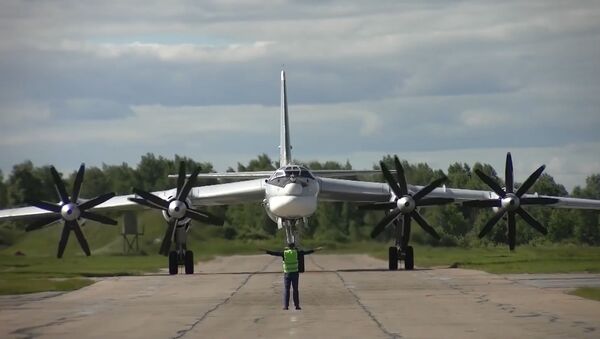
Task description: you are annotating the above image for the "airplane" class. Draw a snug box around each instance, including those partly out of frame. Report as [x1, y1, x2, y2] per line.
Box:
[1, 70, 600, 274]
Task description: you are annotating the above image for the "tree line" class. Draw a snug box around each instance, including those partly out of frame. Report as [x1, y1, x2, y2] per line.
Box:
[0, 153, 599, 247]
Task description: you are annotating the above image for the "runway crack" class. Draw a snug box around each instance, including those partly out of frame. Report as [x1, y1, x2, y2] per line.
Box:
[170, 258, 276, 339]
[308, 256, 402, 339]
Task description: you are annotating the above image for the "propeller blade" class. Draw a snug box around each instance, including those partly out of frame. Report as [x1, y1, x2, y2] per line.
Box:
[401, 214, 412, 248]
[515, 165, 546, 197]
[478, 210, 505, 238]
[57, 222, 71, 258]
[132, 189, 169, 210]
[186, 208, 224, 226]
[380, 162, 403, 199]
[177, 166, 201, 201]
[159, 220, 177, 256]
[128, 197, 165, 210]
[70, 221, 91, 256]
[370, 209, 401, 238]
[507, 211, 516, 250]
[516, 208, 548, 235]
[505, 153, 514, 193]
[26, 216, 61, 232]
[520, 197, 559, 206]
[412, 176, 448, 202]
[78, 192, 116, 211]
[411, 211, 441, 240]
[80, 211, 118, 225]
[393, 156, 408, 196]
[72, 163, 85, 203]
[176, 161, 186, 197]
[50, 166, 70, 203]
[357, 202, 397, 210]
[474, 169, 506, 198]
[417, 197, 454, 206]
[26, 199, 61, 213]
[463, 200, 502, 208]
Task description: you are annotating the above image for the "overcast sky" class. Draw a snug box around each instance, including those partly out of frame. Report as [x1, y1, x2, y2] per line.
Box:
[1, 0, 599, 190]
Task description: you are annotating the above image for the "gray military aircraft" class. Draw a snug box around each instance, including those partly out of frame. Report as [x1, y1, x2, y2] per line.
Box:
[1, 71, 600, 274]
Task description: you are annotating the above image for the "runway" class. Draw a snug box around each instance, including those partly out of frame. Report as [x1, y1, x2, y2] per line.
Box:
[1, 254, 599, 339]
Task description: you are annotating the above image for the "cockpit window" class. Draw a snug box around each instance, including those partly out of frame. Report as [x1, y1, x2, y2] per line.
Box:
[269, 165, 315, 180]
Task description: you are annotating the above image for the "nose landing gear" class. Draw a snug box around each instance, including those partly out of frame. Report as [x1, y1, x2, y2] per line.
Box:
[388, 245, 414, 271]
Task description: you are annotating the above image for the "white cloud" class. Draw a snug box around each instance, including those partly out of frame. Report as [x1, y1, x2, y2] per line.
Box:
[1, 0, 599, 191]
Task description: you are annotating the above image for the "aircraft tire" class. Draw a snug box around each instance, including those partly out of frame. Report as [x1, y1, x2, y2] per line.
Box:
[405, 246, 414, 270]
[168, 251, 178, 275]
[184, 250, 194, 274]
[388, 246, 398, 270]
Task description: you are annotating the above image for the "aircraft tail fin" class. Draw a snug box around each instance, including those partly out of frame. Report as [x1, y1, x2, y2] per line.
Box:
[280, 70, 292, 166]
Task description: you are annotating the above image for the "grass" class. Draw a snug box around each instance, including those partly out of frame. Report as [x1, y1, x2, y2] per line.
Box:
[365, 244, 600, 274]
[0, 255, 168, 295]
[570, 287, 600, 302]
[2, 215, 600, 294]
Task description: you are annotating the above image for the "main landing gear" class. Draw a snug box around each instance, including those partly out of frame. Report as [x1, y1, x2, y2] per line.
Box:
[388, 245, 414, 271]
[169, 249, 195, 275]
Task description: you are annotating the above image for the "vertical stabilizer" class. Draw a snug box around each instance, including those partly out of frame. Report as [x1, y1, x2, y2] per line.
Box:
[280, 70, 292, 166]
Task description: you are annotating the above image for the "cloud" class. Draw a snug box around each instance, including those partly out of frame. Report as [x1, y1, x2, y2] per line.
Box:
[0, 0, 600, 190]
[50, 98, 134, 120]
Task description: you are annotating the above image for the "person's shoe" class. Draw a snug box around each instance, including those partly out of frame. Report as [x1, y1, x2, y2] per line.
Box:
[283, 307, 289, 310]
[295, 306, 301, 310]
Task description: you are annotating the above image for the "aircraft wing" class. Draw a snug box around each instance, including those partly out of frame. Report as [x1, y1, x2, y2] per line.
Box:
[421, 185, 600, 210]
[0, 179, 267, 222]
[317, 177, 600, 210]
[169, 170, 382, 181]
[317, 177, 391, 202]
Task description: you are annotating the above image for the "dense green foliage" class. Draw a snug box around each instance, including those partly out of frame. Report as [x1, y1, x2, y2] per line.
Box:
[0, 154, 598, 250]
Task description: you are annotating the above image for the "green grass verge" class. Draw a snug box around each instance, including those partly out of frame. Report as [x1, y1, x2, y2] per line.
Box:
[365, 244, 600, 274]
[570, 287, 600, 302]
[0, 255, 167, 295]
[2, 238, 600, 295]
[0, 277, 93, 295]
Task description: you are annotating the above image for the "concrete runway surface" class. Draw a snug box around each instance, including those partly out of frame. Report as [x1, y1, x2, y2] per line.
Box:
[1, 254, 599, 339]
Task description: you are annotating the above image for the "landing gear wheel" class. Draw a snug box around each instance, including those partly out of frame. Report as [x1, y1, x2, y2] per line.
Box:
[184, 250, 194, 274]
[298, 253, 305, 273]
[168, 251, 178, 275]
[388, 246, 398, 270]
[404, 246, 414, 270]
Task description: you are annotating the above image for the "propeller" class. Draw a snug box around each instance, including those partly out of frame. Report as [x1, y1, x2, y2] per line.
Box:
[128, 162, 224, 256]
[26, 164, 117, 258]
[463, 152, 559, 250]
[360, 156, 453, 245]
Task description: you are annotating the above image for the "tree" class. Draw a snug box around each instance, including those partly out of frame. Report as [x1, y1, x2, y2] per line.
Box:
[0, 170, 7, 208]
[547, 209, 577, 242]
[6, 161, 45, 206]
[572, 174, 600, 245]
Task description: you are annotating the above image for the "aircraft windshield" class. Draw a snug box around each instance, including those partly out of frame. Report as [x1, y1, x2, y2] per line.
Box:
[270, 165, 314, 180]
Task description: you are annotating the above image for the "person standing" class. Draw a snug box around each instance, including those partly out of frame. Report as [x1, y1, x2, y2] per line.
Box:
[265, 243, 317, 310]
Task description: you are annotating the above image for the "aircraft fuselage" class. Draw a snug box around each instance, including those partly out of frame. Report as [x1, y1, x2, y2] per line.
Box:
[264, 165, 319, 221]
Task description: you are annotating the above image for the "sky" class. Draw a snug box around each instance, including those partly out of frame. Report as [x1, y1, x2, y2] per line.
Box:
[0, 0, 599, 191]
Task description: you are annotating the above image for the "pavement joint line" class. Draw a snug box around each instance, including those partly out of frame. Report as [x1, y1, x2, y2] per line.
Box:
[170, 257, 277, 339]
[308, 256, 402, 339]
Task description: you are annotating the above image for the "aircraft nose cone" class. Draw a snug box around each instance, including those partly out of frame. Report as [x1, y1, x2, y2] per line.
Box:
[283, 183, 303, 196]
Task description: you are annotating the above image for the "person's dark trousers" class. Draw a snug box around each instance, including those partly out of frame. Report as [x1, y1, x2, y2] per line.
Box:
[283, 272, 300, 309]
